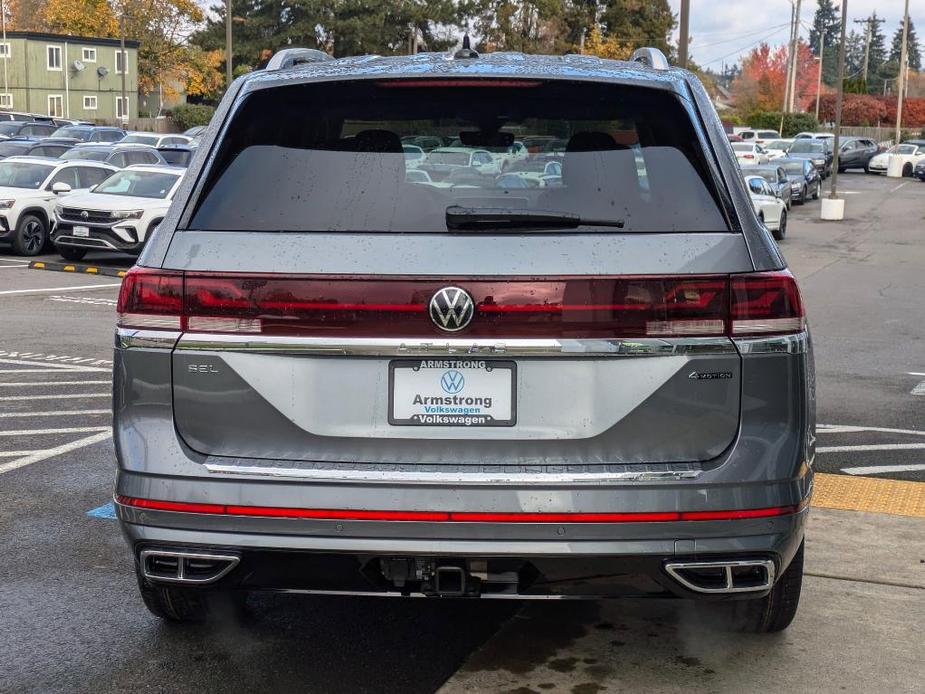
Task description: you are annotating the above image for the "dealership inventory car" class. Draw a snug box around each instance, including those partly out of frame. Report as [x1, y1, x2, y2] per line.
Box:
[835, 137, 880, 173]
[866, 143, 925, 177]
[763, 139, 793, 160]
[744, 174, 787, 239]
[731, 142, 769, 165]
[114, 47, 812, 633]
[120, 132, 192, 148]
[776, 157, 820, 204]
[915, 159, 925, 181]
[0, 120, 57, 140]
[787, 139, 832, 178]
[0, 157, 116, 255]
[741, 164, 792, 209]
[60, 142, 167, 168]
[53, 165, 183, 260]
[738, 129, 780, 145]
[49, 125, 126, 143]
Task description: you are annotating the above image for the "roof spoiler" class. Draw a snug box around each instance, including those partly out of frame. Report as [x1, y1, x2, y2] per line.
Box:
[265, 48, 332, 71]
[631, 47, 670, 70]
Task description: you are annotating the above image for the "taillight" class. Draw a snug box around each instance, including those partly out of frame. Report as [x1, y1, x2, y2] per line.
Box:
[117, 267, 183, 330]
[743, 154, 755, 159]
[115, 269, 805, 339]
[730, 271, 804, 336]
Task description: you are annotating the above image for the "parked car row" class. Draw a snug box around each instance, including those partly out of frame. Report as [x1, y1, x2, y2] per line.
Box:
[741, 155, 823, 242]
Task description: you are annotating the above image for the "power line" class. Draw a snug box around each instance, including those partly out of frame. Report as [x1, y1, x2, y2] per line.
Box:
[701, 24, 792, 67]
[693, 23, 793, 50]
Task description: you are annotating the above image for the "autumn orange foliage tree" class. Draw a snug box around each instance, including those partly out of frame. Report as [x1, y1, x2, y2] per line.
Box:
[732, 41, 820, 114]
[40, 0, 119, 37]
[582, 25, 633, 61]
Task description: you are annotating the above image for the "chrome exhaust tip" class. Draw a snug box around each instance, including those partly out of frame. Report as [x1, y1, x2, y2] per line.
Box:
[664, 559, 775, 594]
[140, 549, 240, 585]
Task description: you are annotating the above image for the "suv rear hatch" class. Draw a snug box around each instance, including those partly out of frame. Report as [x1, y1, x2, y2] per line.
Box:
[118, 77, 801, 468]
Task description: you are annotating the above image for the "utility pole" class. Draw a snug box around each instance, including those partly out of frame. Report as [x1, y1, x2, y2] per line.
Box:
[783, 2, 796, 114]
[895, 0, 910, 146]
[787, 0, 802, 113]
[120, 10, 127, 123]
[815, 28, 825, 120]
[830, 0, 849, 201]
[1, 0, 8, 104]
[854, 16, 884, 84]
[678, 0, 690, 69]
[225, 0, 233, 86]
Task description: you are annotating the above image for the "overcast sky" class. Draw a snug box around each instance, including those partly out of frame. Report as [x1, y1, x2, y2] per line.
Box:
[666, 0, 911, 70]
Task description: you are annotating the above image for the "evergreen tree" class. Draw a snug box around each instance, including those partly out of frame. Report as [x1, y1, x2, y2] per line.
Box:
[867, 12, 888, 72]
[598, 0, 676, 56]
[890, 18, 922, 71]
[844, 29, 866, 77]
[808, 0, 840, 84]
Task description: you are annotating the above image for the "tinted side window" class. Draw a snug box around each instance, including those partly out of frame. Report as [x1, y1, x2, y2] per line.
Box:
[126, 151, 154, 165]
[100, 130, 123, 142]
[76, 167, 111, 188]
[48, 167, 80, 188]
[108, 153, 127, 168]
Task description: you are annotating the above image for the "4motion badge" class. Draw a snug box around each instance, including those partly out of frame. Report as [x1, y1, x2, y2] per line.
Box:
[688, 371, 733, 380]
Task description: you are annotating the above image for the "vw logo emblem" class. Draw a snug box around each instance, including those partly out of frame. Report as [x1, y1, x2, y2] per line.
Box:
[429, 286, 474, 332]
[441, 370, 465, 394]
[80, 210, 89, 220]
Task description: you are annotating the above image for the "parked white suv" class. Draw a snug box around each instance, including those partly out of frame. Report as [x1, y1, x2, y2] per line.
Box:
[0, 157, 117, 255]
[52, 165, 184, 260]
[744, 174, 787, 240]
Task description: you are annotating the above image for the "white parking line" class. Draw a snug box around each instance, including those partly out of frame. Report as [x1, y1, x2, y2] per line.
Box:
[907, 372, 925, 377]
[0, 264, 29, 269]
[0, 409, 110, 418]
[0, 380, 111, 387]
[817, 424, 925, 437]
[842, 463, 925, 476]
[0, 369, 100, 374]
[912, 382, 925, 396]
[0, 351, 113, 366]
[818, 443, 925, 453]
[0, 431, 112, 475]
[0, 393, 110, 401]
[0, 358, 110, 373]
[0, 427, 110, 436]
[0, 451, 40, 457]
[889, 181, 909, 193]
[0, 283, 121, 296]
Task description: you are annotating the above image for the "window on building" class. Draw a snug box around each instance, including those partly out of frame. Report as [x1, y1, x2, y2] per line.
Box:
[116, 96, 129, 121]
[47, 45, 62, 70]
[0, 94, 11, 108]
[115, 49, 128, 74]
[83, 95, 98, 110]
[82, 48, 97, 62]
[0, 44, 10, 58]
[48, 95, 64, 118]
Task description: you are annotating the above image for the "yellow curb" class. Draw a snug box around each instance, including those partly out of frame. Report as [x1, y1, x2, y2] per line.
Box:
[117, 271, 127, 277]
[813, 472, 925, 518]
[85, 267, 98, 273]
[33, 261, 45, 268]
[63, 265, 75, 272]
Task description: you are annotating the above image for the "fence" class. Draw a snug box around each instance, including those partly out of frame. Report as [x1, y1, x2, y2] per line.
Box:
[836, 126, 922, 146]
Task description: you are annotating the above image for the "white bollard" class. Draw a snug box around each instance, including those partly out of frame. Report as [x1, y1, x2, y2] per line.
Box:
[820, 197, 845, 220]
[886, 154, 905, 178]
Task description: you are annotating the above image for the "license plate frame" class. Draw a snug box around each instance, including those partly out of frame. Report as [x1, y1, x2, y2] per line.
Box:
[388, 359, 517, 427]
[72, 225, 90, 237]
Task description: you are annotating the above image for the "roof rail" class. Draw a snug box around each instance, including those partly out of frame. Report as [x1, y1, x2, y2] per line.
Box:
[631, 47, 670, 70]
[265, 48, 332, 71]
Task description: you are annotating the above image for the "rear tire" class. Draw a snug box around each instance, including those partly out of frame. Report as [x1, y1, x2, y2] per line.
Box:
[135, 564, 244, 623]
[772, 210, 786, 241]
[11, 213, 47, 256]
[57, 246, 87, 261]
[734, 541, 804, 633]
[903, 163, 913, 178]
[812, 186, 819, 200]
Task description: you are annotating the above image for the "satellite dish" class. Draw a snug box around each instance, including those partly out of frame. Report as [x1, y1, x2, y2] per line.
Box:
[72, 59, 85, 72]
[96, 65, 109, 78]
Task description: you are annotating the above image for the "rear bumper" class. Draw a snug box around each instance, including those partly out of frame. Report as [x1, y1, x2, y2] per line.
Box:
[118, 495, 808, 599]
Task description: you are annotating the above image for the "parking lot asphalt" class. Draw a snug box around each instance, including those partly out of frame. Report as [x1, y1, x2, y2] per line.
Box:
[0, 173, 923, 693]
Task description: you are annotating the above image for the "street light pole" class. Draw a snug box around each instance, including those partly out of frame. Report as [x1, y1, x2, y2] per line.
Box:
[829, 0, 849, 201]
[1, 0, 8, 102]
[225, 0, 232, 86]
[678, 0, 690, 69]
[815, 28, 824, 120]
[120, 10, 127, 123]
[894, 0, 910, 147]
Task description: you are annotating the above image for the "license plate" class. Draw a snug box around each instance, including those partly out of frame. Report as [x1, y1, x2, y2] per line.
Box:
[72, 226, 90, 237]
[389, 359, 516, 427]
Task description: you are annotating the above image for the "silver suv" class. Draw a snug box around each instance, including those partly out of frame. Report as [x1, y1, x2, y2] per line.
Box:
[114, 47, 814, 632]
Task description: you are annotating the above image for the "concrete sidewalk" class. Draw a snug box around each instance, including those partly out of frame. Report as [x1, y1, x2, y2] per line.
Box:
[438, 508, 925, 694]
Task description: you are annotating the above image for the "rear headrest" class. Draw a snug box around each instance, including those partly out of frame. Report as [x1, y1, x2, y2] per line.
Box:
[565, 131, 620, 153]
[353, 129, 402, 153]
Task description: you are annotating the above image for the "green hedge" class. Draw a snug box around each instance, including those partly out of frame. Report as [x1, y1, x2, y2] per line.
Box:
[170, 104, 216, 131]
[747, 111, 821, 138]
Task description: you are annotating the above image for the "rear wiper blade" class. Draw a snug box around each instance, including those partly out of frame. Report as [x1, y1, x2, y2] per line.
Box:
[445, 206, 625, 231]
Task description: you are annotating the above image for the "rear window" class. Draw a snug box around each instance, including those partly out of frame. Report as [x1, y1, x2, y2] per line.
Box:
[189, 80, 729, 233]
[789, 141, 824, 153]
[60, 148, 109, 161]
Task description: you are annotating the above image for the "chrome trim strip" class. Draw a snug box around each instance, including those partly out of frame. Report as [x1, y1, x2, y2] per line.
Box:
[269, 588, 608, 601]
[115, 328, 182, 350]
[176, 334, 736, 358]
[733, 331, 809, 355]
[664, 559, 775, 594]
[203, 462, 702, 484]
